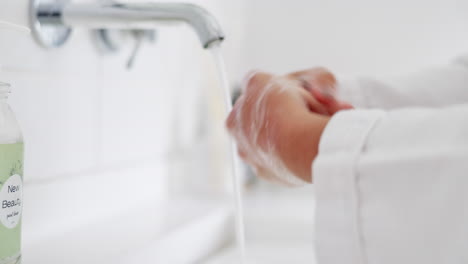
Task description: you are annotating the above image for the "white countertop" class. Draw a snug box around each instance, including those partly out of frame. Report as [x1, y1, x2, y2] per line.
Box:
[22, 198, 232, 264]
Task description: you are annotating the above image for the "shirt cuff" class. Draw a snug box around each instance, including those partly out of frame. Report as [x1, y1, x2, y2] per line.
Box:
[312, 109, 385, 264]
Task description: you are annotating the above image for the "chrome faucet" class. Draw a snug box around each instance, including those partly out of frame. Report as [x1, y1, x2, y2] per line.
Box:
[31, 0, 225, 49]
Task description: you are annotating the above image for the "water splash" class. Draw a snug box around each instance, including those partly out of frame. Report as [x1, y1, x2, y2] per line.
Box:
[210, 46, 246, 262]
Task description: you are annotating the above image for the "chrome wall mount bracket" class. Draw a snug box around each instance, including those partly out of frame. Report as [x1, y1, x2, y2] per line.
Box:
[30, 0, 72, 48]
[94, 28, 158, 69]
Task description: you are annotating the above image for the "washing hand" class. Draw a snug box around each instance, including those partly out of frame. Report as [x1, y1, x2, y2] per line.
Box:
[226, 68, 352, 186]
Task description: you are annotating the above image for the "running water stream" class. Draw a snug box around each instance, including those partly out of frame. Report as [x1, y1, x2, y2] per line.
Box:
[210, 46, 246, 263]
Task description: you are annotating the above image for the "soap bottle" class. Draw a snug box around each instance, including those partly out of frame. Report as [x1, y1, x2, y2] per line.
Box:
[0, 82, 23, 264]
[0, 21, 28, 264]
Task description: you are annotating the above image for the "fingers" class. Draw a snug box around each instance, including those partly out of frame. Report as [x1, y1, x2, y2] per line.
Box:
[255, 166, 279, 183]
[287, 67, 356, 114]
[226, 95, 241, 131]
[226, 71, 268, 131]
[298, 88, 329, 115]
[289, 67, 338, 104]
[289, 67, 337, 92]
[227, 71, 271, 130]
[323, 100, 354, 115]
[226, 71, 276, 160]
[308, 82, 337, 105]
[338, 101, 354, 110]
[243, 71, 273, 94]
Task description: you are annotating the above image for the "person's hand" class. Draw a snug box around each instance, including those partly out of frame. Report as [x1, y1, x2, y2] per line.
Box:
[226, 68, 352, 186]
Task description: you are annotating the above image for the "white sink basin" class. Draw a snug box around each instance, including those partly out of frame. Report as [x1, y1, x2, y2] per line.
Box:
[204, 185, 317, 264]
[21, 162, 233, 264]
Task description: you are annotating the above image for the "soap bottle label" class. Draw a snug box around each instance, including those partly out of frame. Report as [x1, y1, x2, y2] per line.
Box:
[0, 143, 24, 264]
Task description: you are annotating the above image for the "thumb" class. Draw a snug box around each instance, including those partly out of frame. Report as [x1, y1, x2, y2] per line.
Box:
[326, 100, 355, 115]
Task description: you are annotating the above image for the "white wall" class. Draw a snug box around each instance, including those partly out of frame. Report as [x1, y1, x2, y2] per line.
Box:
[242, 0, 468, 77]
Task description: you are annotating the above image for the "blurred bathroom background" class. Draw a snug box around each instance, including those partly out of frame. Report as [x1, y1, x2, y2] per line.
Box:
[1, 0, 468, 263]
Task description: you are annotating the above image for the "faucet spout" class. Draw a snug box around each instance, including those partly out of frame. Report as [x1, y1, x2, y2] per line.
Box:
[33, 1, 225, 48]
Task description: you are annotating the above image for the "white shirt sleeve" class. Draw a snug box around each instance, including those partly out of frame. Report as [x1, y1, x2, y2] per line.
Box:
[338, 56, 468, 109]
[313, 105, 468, 264]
